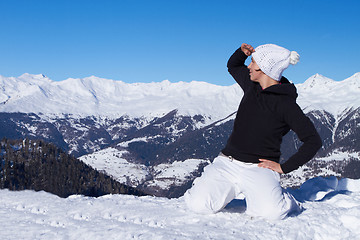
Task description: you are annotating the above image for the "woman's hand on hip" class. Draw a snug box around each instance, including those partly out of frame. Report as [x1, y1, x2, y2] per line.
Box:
[258, 159, 284, 174]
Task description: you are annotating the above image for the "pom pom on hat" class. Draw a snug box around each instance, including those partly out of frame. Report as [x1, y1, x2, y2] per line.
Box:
[252, 44, 300, 81]
[289, 51, 300, 65]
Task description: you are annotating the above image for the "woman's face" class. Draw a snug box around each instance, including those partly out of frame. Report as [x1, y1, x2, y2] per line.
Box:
[248, 58, 263, 82]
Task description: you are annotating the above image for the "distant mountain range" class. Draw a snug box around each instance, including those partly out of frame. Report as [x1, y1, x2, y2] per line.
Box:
[1, 73, 359, 197]
[0, 73, 239, 122]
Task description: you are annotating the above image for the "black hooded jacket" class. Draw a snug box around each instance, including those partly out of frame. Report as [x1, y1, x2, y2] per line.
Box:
[221, 48, 322, 174]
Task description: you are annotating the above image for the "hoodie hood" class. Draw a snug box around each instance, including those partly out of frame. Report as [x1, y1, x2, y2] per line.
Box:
[262, 76, 298, 100]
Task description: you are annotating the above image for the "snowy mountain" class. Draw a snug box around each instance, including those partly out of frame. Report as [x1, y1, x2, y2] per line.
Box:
[2, 72, 360, 122]
[1, 73, 360, 197]
[0, 73, 240, 123]
[297, 73, 360, 117]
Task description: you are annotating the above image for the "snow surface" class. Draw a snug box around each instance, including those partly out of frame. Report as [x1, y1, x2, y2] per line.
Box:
[1, 177, 360, 240]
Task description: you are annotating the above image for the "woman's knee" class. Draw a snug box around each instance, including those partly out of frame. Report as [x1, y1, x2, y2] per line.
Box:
[184, 179, 235, 214]
[184, 189, 218, 214]
[246, 192, 301, 220]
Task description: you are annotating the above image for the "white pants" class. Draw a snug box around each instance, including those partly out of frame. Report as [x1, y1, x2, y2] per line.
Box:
[184, 155, 301, 220]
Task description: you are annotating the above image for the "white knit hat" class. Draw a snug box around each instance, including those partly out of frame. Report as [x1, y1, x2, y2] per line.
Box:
[252, 44, 300, 81]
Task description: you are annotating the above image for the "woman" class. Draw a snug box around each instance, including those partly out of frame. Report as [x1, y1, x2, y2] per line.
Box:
[184, 43, 322, 220]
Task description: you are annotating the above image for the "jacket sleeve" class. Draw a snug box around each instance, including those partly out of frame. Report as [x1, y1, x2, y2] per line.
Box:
[227, 47, 252, 92]
[280, 102, 322, 174]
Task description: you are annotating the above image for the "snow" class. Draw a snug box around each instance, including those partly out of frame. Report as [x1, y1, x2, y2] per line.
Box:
[296, 72, 360, 117]
[1, 73, 360, 238]
[316, 151, 359, 162]
[79, 147, 208, 189]
[117, 137, 149, 148]
[280, 164, 341, 188]
[279, 151, 360, 188]
[1, 177, 360, 240]
[148, 159, 210, 189]
[1, 72, 360, 127]
[79, 147, 150, 186]
[0, 74, 242, 126]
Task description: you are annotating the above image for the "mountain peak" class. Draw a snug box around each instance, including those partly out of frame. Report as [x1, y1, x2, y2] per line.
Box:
[18, 73, 51, 85]
[299, 74, 337, 90]
[19, 73, 47, 79]
[343, 72, 360, 87]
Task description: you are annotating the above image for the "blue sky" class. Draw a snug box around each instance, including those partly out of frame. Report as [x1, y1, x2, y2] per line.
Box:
[0, 0, 359, 85]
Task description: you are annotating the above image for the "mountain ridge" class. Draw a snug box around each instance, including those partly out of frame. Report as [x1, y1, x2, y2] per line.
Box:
[1, 72, 359, 120]
[1, 72, 359, 197]
[0, 73, 241, 125]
